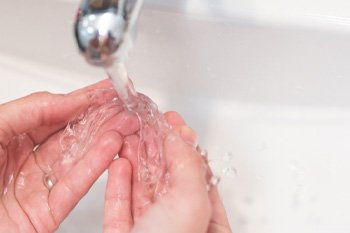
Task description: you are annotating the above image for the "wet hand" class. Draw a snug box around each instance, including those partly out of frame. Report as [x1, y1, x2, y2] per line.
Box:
[0, 80, 138, 233]
[103, 112, 232, 233]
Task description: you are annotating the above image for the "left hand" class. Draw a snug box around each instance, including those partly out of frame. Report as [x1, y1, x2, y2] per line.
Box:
[103, 112, 232, 233]
[0, 80, 138, 233]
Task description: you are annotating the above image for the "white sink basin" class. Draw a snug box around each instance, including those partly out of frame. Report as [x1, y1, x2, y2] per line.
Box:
[1, 1, 350, 233]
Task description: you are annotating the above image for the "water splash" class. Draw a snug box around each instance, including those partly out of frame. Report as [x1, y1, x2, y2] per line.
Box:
[220, 151, 238, 178]
[106, 62, 171, 197]
[132, 93, 170, 197]
[43, 89, 124, 189]
[289, 161, 306, 209]
[222, 166, 238, 178]
[42, 83, 170, 198]
[223, 152, 234, 162]
[42, 62, 223, 198]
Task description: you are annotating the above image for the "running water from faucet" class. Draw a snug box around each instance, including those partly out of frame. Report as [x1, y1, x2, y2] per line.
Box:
[67, 0, 217, 198]
[106, 62, 171, 196]
[96, 0, 172, 195]
[74, 0, 147, 107]
[69, 0, 172, 197]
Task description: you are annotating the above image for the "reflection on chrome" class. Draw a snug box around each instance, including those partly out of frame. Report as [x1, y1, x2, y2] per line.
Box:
[74, 0, 144, 66]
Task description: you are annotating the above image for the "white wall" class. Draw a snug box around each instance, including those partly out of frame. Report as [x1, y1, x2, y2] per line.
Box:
[144, 0, 350, 31]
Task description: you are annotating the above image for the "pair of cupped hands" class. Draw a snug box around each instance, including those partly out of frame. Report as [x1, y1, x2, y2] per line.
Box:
[0, 80, 231, 233]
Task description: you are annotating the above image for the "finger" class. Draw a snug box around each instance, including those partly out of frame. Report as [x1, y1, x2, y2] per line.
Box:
[131, 127, 212, 233]
[165, 126, 206, 196]
[207, 168, 232, 233]
[0, 91, 91, 145]
[29, 124, 71, 146]
[49, 130, 122, 223]
[30, 81, 118, 144]
[165, 127, 211, 231]
[120, 135, 153, 222]
[0, 79, 116, 145]
[104, 159, 133, 233]
[164, 111, 186, 132]
[14, 103, 137, 229]
[100, 111, 139, 137]
[34, 109, 139, 175]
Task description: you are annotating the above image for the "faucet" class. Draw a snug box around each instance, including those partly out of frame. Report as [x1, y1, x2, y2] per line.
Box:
[74, 0, 144, 67]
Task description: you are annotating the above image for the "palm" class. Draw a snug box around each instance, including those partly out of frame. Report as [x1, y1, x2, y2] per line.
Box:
[0, 80, 139, 233]
[1, 134, 57, 232]
[1, 124, 126, 232]
[103, 112, 232, 233]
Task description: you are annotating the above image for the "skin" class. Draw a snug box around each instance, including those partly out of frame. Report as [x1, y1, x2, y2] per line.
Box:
[103, 112, 232, 233]
[0, 80, 139, 233]
[0, 79, 232, 233]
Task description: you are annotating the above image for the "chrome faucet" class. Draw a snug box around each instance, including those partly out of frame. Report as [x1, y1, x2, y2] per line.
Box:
[74, 0, 144, 67]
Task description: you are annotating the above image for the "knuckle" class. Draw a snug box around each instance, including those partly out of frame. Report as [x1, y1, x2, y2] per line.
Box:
[28, 91, 54, 100]
[0, 121, 12, 147]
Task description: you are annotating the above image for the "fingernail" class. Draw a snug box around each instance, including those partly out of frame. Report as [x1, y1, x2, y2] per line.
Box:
[180, 126, 198, 148]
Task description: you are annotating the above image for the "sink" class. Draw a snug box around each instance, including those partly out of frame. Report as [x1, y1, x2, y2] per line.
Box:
[1, 1, 350, 233]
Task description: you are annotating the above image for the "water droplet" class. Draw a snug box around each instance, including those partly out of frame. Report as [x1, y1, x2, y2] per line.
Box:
[290, 161, 305, 178]
[210, 176, 221, 186]
[200, 149, 208, 158]
[87, 169, 93, 177]
[243, 196, 253, 205]
[16, 172, 26, 189]
[3, 187, 8, 195]
[222, 152, 234, 162]
[222, 166, 238, 178]
[8, 173, 14, 185]
[33, 144, 40, 152]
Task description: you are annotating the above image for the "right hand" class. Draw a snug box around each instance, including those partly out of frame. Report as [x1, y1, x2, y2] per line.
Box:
[103, 112, 232, 233]
[0, 79, 139, 233]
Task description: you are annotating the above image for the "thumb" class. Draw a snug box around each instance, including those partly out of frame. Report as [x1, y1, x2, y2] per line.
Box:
[163, 126, 211, 232]
[131, 126, 212, 233]
[164, 126, 206, 195]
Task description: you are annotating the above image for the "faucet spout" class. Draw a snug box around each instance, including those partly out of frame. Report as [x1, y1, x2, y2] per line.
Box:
[74, 0, 144, 67]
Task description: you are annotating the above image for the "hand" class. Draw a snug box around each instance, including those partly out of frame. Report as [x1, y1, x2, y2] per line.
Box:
[103, 112, 232, 233]
[0, 80, 138, 233]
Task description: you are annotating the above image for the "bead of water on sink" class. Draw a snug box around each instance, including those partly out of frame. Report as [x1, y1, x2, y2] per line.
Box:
[222, 152, 234, 162]
[289, 161, 305, 178]
[222, 166, 238, 178]
[243, 196, 254, 205]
